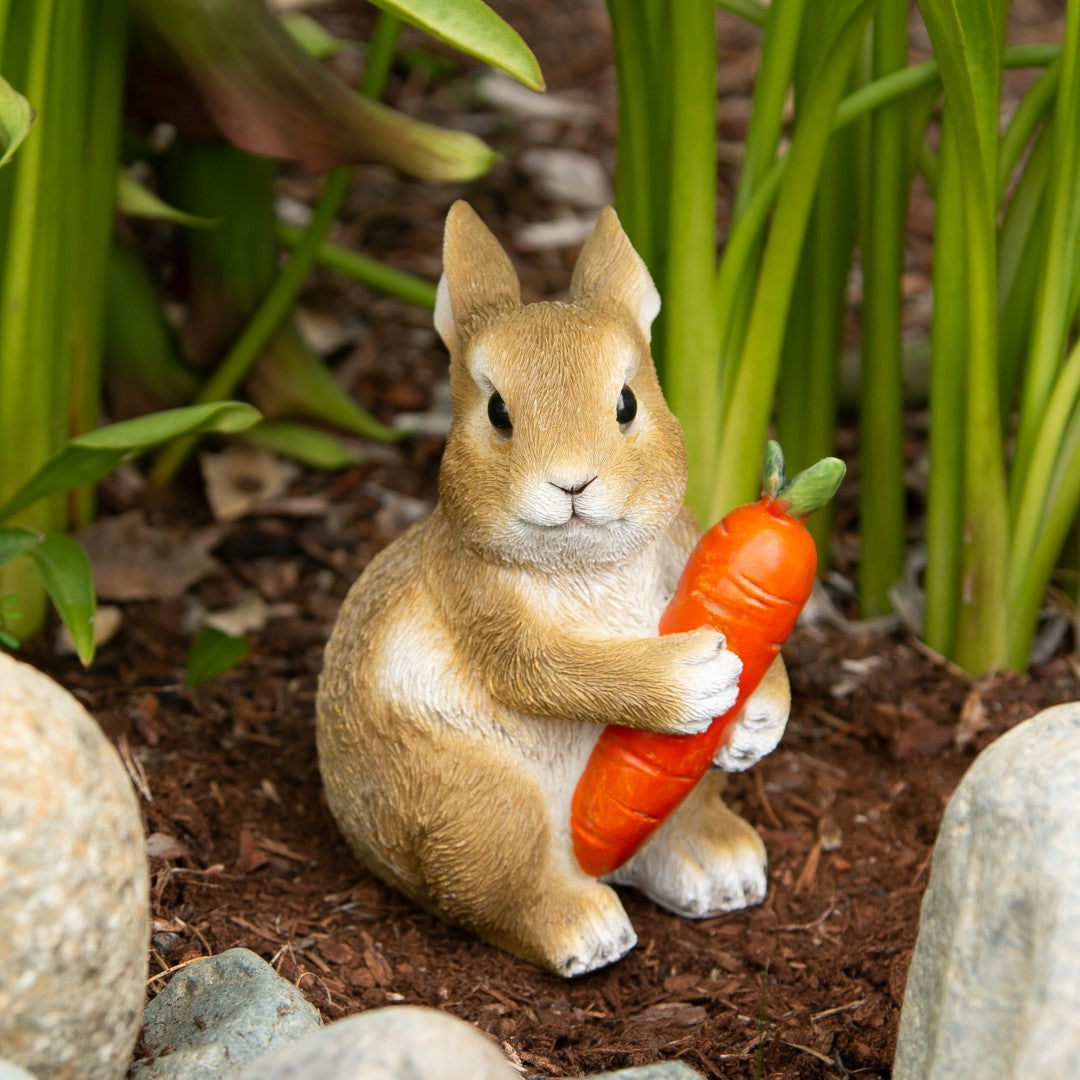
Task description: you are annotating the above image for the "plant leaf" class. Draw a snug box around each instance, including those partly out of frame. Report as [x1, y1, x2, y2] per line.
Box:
[244, 421, 364, 470]
[116, 169, 220, 228]
[0, 403, 261, 523]
[0, 526, 42, 570]
[0, 73, 34, 167]
[184, 624, 251, 686]
[26, 533, 96, 665]
[128, 0, 496, 179]
[280, 11, 350, 60]
[367, 0, 544, 90]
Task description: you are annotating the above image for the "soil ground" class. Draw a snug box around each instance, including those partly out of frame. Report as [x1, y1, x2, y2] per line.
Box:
[18, 1, 1080, 1077]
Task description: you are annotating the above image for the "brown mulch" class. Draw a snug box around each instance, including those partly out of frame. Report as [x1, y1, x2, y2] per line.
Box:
[24, 490, 1080, 1079]
[19, 1, 1080, 1077]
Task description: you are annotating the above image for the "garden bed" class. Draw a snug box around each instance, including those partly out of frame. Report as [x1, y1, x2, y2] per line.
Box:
[21, 1, 1080, 1075]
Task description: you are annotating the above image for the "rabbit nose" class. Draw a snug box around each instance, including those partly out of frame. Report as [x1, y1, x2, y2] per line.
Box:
[554, 476, 596, 496]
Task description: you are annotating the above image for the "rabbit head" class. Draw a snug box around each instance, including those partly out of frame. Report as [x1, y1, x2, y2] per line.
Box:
[434, 202, 688, 570]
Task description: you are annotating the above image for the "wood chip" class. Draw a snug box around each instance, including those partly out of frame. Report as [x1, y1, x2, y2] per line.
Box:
[794, 839, 823, 895]
[363, 946, 393, 986]
[628, 1002, 708, 1026]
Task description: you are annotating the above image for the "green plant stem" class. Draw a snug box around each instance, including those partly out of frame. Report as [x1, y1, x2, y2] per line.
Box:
[712, 0, 874, 519]
[0, 0, 59, 633]
[918, 0, 1010, 673]
[274, 223, 437, 309]
[998, 56, 1060, 199]
[148, 166, 355, 485]
[775, 14, 856, 561]
[70, 0, 129, 527]
[1009, 4, 1080, 525]
[857, 0, 909, 616]
[732, 0, 806, 222]
[1007, 340, 1080, 666]
[717, 0, 768, 28]
[661, 0, 719, 521]
[149, 13, 402, 487]
[361, 6, 399, 97]
[606, 1, 667, 278]
[922, 110, 967, 658]
[997, 123, 1051, 415]
[714, 42, 1061, 384]
[719, 0, 806, 409]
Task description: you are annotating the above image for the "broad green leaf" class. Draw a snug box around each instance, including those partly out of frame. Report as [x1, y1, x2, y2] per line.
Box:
[0, 526, 41, 570]
[184, 624, 251, 687]
[367, 0, 543, 91]
[0, 73, 34, 167]
[0, 403, 261, 523]
[26, 533, 96, 665]
[129, 0, 496, 180]
[116, 169, 220, 229]
[245, 421, 364, 470]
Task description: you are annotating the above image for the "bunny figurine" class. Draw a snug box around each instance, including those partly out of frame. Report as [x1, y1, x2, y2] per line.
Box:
[316, 202, 791, 977]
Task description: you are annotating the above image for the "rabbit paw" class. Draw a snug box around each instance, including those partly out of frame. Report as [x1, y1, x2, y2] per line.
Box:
[610, 793, 767, 919]
[668, 627, 743, 735]
[548, 883, 638, 977]
[713, 659, 790, 771]
[713, 688, 790, 772]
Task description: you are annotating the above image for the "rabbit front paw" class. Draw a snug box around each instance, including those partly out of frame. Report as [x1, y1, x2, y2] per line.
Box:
[667, 627, 743, 735]
[713, 662, 790, 771]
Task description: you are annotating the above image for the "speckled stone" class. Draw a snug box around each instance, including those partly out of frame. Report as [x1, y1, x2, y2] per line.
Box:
[234, 1006, 518, 1080]
[894, 702, 1080, 1079]
[131, 948, 322, 1079]
[0, 652, 149, 1079]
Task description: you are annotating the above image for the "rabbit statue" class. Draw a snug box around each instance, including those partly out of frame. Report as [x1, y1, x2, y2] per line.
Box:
[316, 202, 791, 977]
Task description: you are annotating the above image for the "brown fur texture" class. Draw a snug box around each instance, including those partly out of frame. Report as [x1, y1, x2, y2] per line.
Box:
[316, 203, 791, 976]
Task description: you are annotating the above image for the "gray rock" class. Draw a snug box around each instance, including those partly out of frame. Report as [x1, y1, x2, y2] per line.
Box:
[0, 1062, 35, 1080]
[894, 702, 1080, 1079]
[0, 653, 149, 1080]
[585, 1064, 704, 1079]
[234, 1006, 517, 1080]
[132, 948, 321, 1079]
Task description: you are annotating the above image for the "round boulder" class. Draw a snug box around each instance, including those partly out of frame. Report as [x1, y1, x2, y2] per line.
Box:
[0, 652, 149, 1078]
[894, 702, 1080, 1078]
[235, 1005, 519, 1080]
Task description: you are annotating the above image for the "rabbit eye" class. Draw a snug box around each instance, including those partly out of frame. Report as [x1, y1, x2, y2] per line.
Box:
[487, 391, 512, 432]
[616, 385, 637, 426]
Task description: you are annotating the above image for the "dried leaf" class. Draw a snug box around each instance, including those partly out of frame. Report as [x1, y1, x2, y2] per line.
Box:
[236, 826, 269, 873]
[204, 591, 269, 637]
[200, 446, 299, 522]
[76, 511, 218, 601]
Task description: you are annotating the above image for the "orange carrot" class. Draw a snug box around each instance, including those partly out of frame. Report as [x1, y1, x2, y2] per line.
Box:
[571, 442, 845, 878]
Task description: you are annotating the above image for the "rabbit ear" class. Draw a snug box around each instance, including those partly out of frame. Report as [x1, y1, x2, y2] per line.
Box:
[435, 201, 522, 355]
[569, 207, 661, 341]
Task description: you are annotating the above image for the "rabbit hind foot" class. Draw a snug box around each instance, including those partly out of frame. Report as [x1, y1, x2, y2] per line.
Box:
[606, 770, 767, 919]
[496, 873, 637, 978]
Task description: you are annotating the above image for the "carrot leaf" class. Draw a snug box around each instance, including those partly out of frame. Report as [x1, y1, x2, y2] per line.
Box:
[769, 443, 846, 519]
